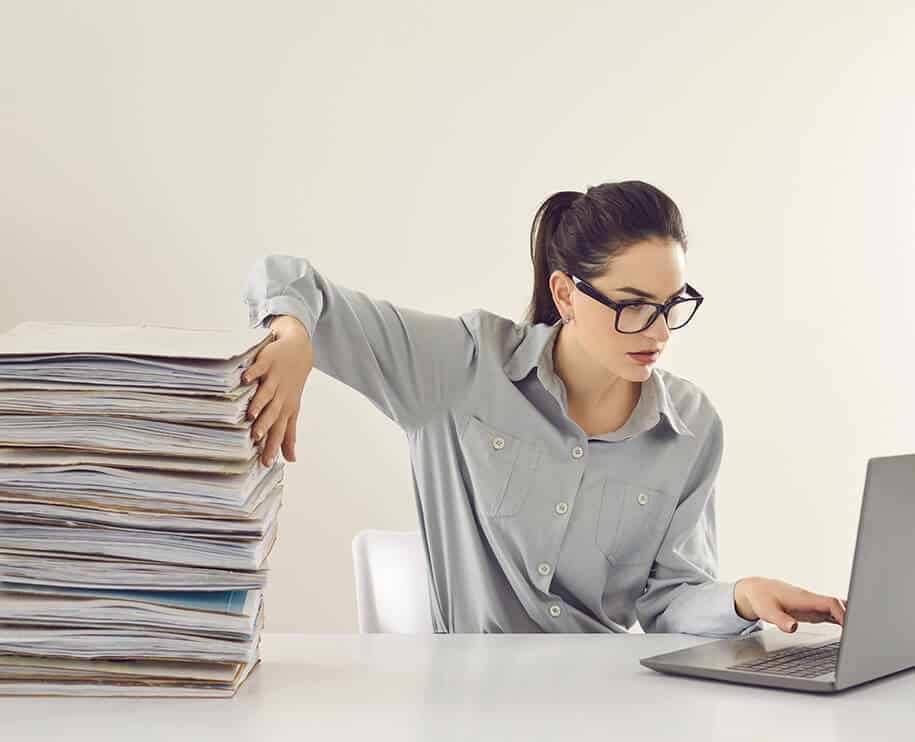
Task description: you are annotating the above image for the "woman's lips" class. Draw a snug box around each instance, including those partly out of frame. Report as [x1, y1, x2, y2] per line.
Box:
[628, 351, 659, 364]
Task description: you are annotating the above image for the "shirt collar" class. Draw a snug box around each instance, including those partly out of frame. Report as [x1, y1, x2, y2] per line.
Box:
[502, 318, 694, 439]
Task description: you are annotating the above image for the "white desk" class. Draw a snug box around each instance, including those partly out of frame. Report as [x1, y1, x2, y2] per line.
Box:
[4, 626, 910, 741]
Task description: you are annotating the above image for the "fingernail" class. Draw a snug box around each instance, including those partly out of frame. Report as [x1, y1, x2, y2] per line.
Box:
[254, 430, 262, 440]
[242, 375, 248, 383]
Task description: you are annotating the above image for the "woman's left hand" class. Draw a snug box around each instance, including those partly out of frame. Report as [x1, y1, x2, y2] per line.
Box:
[735, 576, 847, 633]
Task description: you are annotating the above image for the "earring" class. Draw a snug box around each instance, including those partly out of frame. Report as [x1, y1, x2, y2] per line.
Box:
[561, 315, 572, 325]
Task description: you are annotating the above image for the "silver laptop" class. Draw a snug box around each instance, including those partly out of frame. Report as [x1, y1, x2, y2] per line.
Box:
[640, 452, 915, 693]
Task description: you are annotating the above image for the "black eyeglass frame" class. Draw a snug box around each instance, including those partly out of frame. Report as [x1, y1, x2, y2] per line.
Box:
[567, 273, 704, 334]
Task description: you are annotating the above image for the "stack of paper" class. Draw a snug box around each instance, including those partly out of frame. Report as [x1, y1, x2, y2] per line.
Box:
[0, 321, 283, 696]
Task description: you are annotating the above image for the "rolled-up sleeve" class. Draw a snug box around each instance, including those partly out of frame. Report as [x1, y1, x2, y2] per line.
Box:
[242, 254, 478, 434]
[635, 410, 765, 637]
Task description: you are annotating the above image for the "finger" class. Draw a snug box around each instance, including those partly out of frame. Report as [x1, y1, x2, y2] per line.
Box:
[247, 379, 278, 423]
[788, 610, 836, 624]
[262, 414, 288, 467]
[831, 597, 846, 625]
[241, 349, 273, 385]
[786, 589, 842, 617]
[779, 595, 846, 627]
[809, 594, 846, 626]
[768, 609, 799, 633]
[252, 396, 284, 443]
[241, 362, 262, 385]
[281, 414, 298, 462]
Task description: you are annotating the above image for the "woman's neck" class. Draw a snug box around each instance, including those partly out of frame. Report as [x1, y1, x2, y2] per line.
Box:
[552, 324, 641, 435]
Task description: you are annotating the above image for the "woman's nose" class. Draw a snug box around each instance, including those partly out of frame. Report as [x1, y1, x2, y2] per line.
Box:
[645, 312, 672, 341]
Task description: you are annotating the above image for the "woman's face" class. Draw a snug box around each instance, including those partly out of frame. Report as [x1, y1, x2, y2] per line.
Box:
[550, 238, 688, 381]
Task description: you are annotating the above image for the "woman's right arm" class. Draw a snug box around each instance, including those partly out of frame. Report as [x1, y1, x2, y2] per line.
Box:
[241, 254, 479, 466]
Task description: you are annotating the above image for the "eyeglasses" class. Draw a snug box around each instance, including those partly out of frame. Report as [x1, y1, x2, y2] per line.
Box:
[567, 273, 704, 334]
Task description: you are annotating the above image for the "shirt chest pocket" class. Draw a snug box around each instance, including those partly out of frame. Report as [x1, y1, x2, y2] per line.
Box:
[596, 478, 675, 566]
[459, 414, 541, 518]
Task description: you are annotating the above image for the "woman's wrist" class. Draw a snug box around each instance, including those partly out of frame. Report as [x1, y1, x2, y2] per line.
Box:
[734, 576, 764, 621]
[267, 314, 310, 341]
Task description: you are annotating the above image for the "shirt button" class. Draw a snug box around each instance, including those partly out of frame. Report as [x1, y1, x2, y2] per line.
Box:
[549, 604, 562, 617]
[492, 436, 505, 450]
[554, 502, 569, 515]
[571, 445, 584, 459]
[537, 562, 552, 576]
[637, 492, 649, 505]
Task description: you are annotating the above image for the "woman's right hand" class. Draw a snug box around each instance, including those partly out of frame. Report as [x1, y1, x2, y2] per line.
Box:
[243, 315, 314, 467]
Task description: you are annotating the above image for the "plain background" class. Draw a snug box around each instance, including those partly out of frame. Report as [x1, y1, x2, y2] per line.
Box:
[2, 1, 913, 632]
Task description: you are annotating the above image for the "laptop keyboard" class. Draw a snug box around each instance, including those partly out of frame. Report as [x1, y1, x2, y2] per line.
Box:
[727, 640, 841, 678]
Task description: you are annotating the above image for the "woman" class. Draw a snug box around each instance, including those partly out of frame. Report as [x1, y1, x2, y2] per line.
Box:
[241, 180, 847, 636]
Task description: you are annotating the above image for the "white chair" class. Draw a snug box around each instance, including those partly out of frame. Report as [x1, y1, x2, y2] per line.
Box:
[351, 529, 435, 633]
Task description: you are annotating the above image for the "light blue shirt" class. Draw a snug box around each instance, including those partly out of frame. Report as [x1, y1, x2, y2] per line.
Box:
[243, 254, 765, 637]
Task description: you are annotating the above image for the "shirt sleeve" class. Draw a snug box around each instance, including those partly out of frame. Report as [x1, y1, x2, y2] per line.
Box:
[635, 409, 765, 637]
[242, 253, 478, 434]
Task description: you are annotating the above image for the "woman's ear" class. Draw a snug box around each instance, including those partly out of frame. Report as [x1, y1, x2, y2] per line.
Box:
[549, 270, 575, 320]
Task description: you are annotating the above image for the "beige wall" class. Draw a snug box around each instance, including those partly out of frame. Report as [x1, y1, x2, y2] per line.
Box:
[2, 1, 913, 631]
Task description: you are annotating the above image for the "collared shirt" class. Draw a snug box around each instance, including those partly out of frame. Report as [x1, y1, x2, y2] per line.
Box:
[243, 254, 765, 637]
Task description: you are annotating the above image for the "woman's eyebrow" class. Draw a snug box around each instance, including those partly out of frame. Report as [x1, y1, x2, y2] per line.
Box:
[614, 283, 686, 300]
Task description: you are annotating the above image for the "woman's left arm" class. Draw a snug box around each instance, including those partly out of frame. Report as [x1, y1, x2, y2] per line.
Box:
[635, 409, 846, 637]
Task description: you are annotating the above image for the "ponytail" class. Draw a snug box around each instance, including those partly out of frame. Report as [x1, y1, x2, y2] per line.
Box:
[525, 190, 582, 326]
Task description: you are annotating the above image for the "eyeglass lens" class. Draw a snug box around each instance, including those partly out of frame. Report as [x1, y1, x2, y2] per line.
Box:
[618, 300, 699, 333]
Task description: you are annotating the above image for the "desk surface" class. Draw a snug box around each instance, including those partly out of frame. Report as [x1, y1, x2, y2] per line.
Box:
[4, 626, 910, 741]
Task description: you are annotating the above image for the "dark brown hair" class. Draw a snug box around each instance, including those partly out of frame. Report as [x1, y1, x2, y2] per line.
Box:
[525, 180, 688, 325]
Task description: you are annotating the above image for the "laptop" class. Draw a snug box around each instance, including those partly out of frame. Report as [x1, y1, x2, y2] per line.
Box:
[640, 452, 915, 693]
